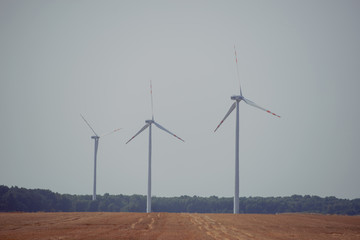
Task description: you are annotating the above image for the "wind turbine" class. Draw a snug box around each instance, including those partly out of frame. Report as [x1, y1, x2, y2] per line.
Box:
[214, 46, 280, 214]
[126, 81, 184, 213]
[81, 114, 121, 201]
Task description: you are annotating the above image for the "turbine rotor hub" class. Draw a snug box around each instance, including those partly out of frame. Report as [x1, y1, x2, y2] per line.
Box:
[231, 95, 243, 101]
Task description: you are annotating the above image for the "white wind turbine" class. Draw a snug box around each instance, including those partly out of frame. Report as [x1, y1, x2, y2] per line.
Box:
[81, 114, 121, 201]
[214, 46, 280, 214]
[126, 81, 184, 213]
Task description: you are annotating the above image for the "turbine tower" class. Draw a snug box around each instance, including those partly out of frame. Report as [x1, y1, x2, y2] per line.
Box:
[126, 81, 184, 213]
[81, 114, 121, 201]
[214, 46, 280, 214]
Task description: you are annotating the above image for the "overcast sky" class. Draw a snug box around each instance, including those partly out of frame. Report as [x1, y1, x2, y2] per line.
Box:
[1, 0, 360, 199]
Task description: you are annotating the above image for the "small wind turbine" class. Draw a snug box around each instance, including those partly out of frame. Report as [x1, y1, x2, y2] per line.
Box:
[81, 114, 121, 201]
[214, 46, 280, 214]
[126, 81, 184, 213]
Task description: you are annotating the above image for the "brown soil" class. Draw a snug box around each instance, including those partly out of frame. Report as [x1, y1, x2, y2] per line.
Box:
[0, 212, 359, 240]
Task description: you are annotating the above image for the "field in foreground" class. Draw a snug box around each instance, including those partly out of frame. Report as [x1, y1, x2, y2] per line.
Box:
[1, 212, 360, 240]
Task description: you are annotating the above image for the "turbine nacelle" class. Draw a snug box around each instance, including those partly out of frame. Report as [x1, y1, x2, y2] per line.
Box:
[231, 95, 243, 101]
[145, 120, 154, 124]
[91, 136, 99, 140]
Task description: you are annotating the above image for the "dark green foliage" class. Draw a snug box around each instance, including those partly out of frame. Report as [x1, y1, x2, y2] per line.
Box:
[0, 185, 359, 215]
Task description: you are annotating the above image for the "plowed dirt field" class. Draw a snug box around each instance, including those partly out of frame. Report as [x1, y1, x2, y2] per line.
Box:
[1, 212, 359, 240]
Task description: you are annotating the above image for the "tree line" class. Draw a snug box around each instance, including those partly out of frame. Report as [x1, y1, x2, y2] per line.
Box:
[1, 185, 359, 215]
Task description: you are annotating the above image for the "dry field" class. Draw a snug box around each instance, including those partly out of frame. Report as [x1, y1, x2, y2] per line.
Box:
[1, 212, 360, 240]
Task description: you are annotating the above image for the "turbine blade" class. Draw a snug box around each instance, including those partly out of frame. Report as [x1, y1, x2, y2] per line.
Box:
[126, 124, 150, 144]
[243, 97, 280, 118]
[80, 114, 98, 136]
[100, 128, 122, 138]
[153, 121, 185, 142]
[234, 45, 243, 96]
[214, 102, 236, 132]
[150, 80, 154, 120]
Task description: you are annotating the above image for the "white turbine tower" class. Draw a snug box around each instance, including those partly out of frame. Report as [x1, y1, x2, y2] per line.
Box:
[126, 81, 184, 213]
[214, 46, 280, 214]
[81, 114, 121, 201]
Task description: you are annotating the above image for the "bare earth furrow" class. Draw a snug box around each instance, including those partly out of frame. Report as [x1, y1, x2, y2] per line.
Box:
[0, 212, 359, 240]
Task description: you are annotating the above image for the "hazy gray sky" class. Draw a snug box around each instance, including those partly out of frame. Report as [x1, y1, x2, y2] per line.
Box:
[1, 0, 360, 199]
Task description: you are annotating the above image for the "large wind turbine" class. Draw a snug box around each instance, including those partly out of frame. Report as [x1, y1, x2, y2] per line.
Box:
[214, 46, 280, 214]
[81, 114, 121, 201]
[126, 81, 184, 213]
